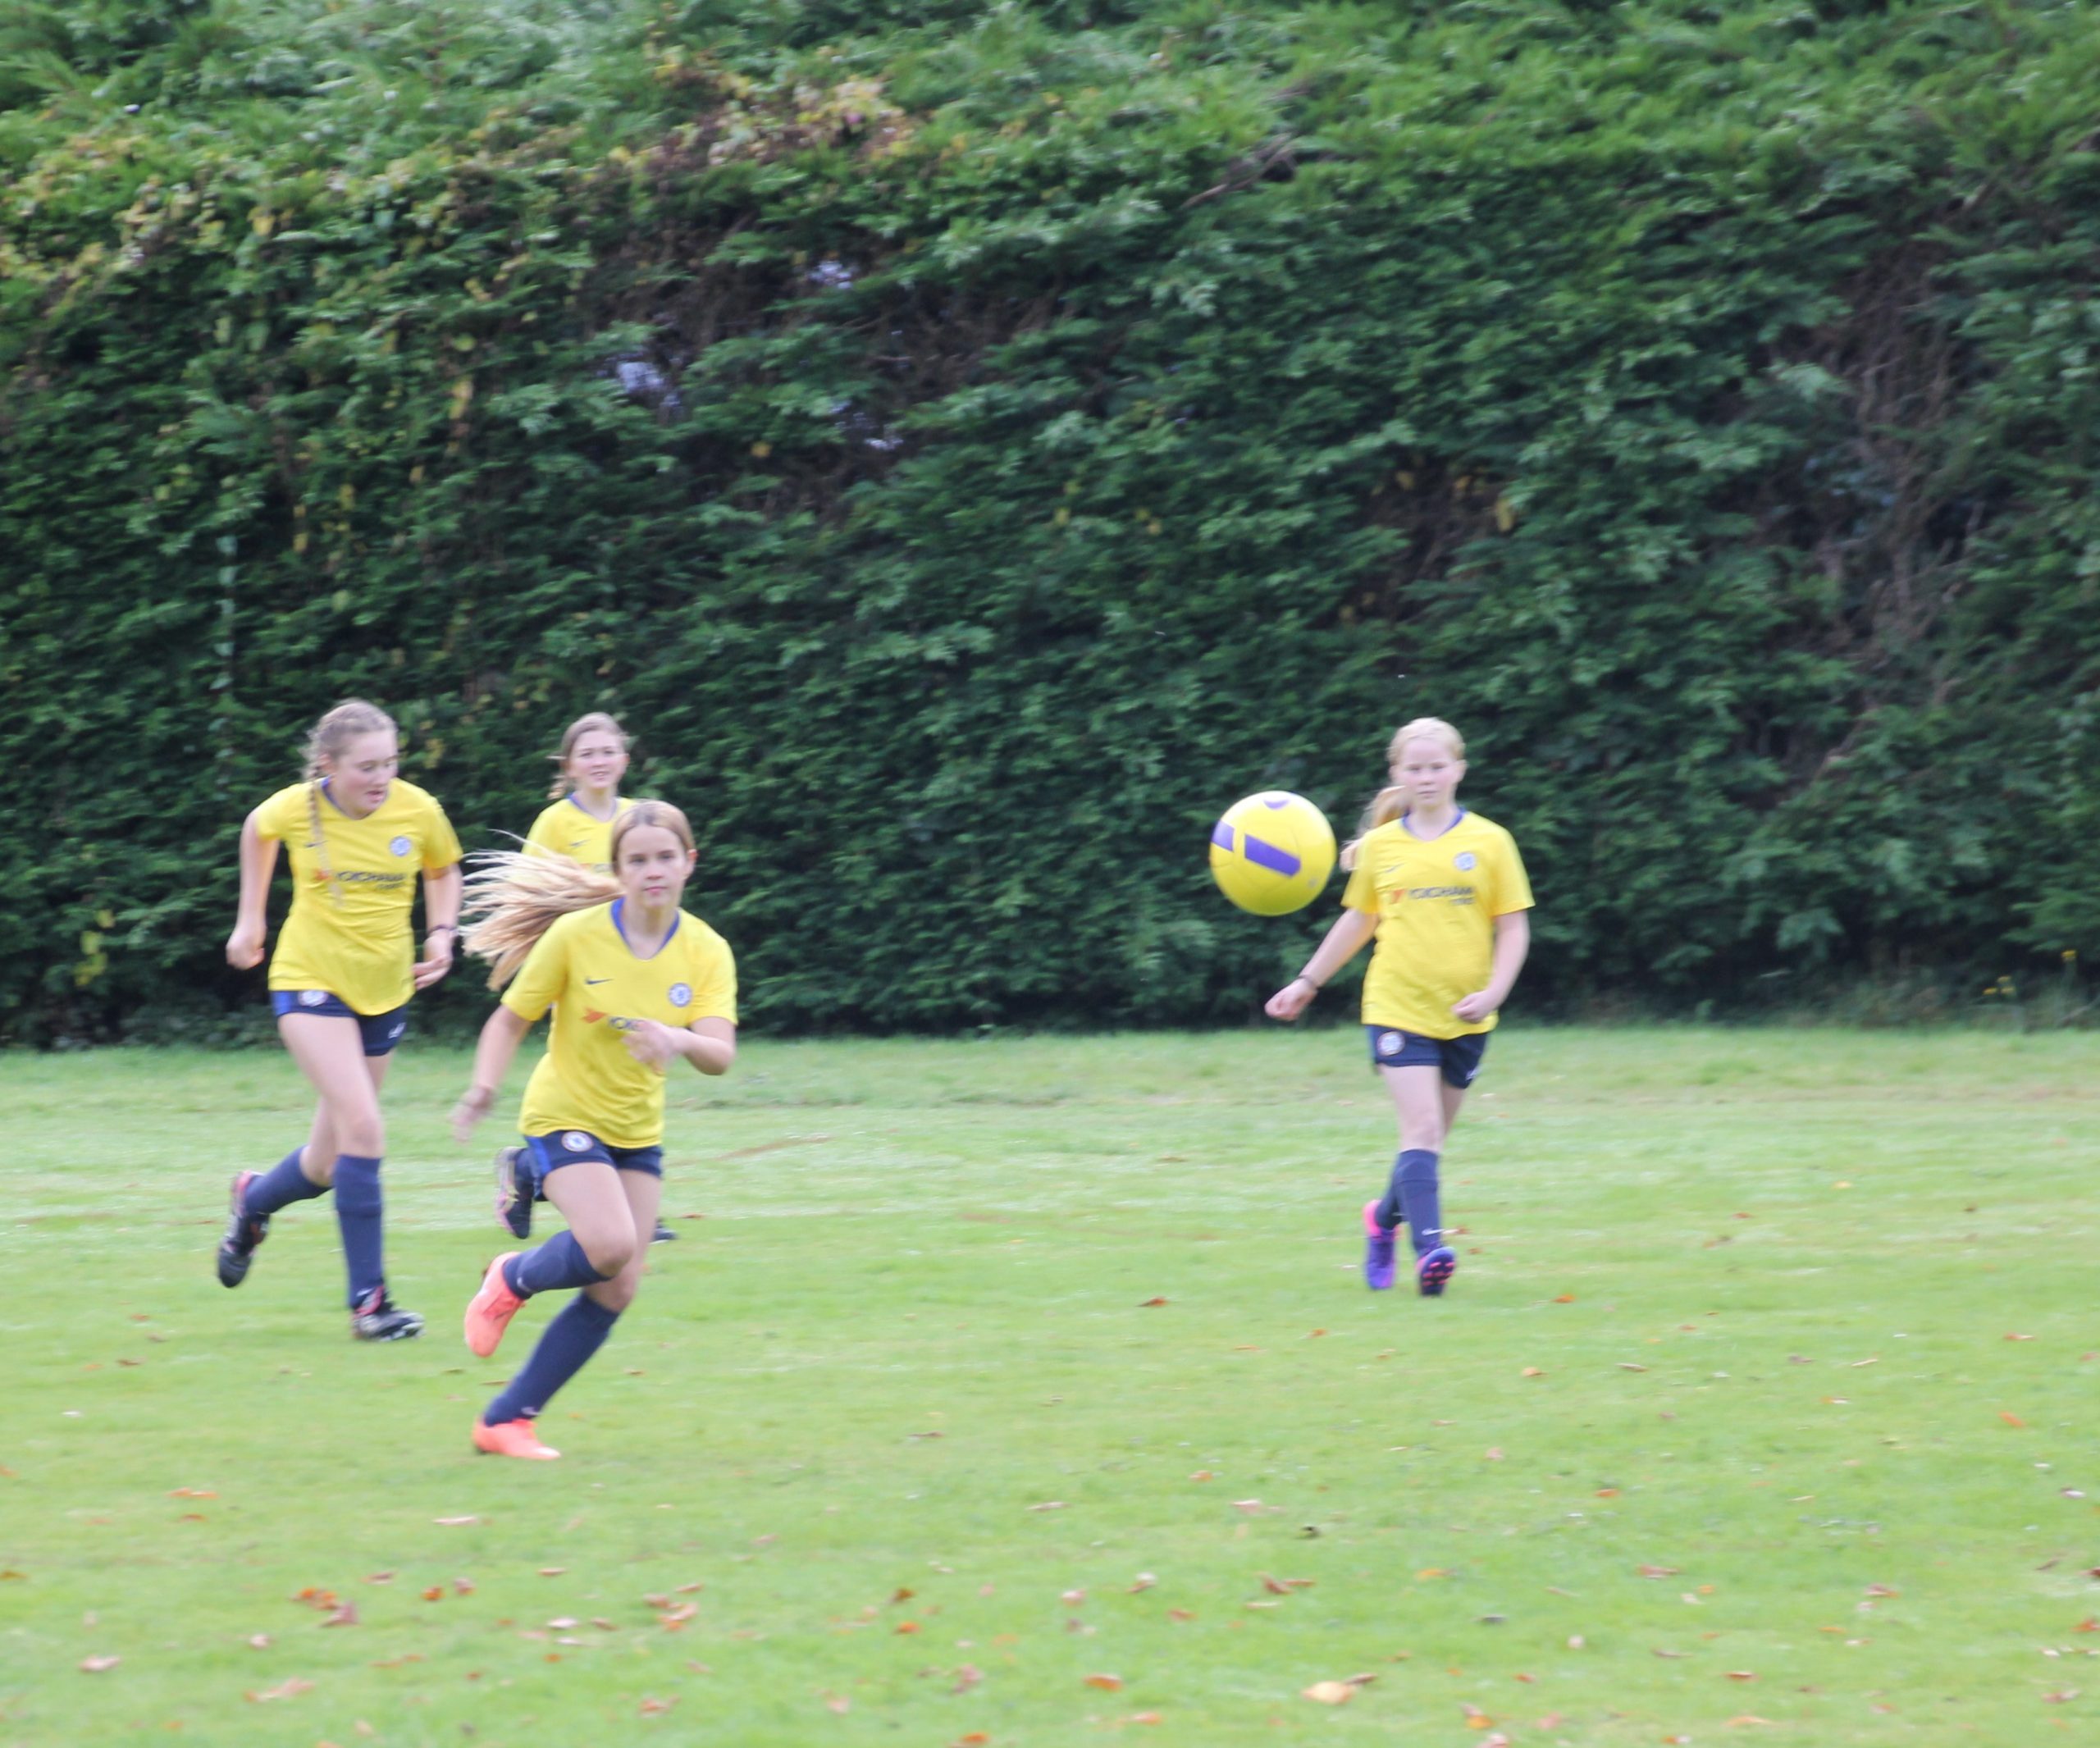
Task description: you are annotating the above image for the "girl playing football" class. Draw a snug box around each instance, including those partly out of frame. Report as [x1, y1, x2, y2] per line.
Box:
[495, 714, 673, 1248]
[218, 700, 463, 1340]
[1265, 718, 1532, 1297]
[450, 801, 736, 1458]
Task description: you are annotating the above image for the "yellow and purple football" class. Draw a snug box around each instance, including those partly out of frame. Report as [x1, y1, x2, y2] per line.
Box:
[1208, 791, 1336, 916]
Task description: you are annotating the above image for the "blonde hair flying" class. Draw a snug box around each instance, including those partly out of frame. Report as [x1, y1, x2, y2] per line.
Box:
[461, 800, 696, 988]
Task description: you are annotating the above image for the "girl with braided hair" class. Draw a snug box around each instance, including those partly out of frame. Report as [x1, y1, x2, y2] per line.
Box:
[218, 700, 463, 1340]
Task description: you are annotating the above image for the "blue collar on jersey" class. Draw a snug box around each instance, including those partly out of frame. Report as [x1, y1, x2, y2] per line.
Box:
[317, 776, 386, 820]
[564, 792, 623, 822]
[1399, 806, 1467, 842]
[609, 897, 680, 961]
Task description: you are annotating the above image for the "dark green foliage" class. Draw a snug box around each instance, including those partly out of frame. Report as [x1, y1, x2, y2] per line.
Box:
[4, 0, 2098, 1043]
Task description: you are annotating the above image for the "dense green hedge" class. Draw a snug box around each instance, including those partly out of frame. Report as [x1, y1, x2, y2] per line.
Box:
[5, 0, 2098, 1043]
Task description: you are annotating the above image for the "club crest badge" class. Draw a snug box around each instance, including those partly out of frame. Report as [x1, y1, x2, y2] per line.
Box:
[1454, 851, 1477, 870]
[390, 836, 413, 857]
[668, 982, 693, 1007]
[562, 1131, 592, 1152]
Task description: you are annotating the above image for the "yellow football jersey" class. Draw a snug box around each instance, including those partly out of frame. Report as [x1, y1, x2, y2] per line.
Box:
[253, 779, 464, 1015]
[1342, 810, 1534, 1038]
[524, 796, 634, 872]
[502, 901, 737, 1149]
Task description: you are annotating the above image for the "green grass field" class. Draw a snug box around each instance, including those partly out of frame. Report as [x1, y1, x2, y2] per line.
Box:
[2, 1028, 2096, 1747]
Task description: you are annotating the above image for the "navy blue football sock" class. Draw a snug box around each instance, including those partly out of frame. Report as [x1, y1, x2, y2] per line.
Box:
[1395, 1148, 1443, 1257]
[331, 1152, 386, 1308]
[503, 1230, 609, 1298]
[484, 1294, 620, 1424]
[244, 1148, 329, 1217]
[1374, 1151, 1407, 1234]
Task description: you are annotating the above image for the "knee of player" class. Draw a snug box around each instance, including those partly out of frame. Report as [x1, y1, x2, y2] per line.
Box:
[579, 1231, 637, 1280]
[592, 1273, 641, 1314]
[338, 1118, 386, 1158]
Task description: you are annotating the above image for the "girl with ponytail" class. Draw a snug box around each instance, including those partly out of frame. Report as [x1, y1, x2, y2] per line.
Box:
[449, 801, 737, 1460]
[1264, 719, 1533, 1299]
[217, 701, 463, 1340]
[495, 713, 673, 1247]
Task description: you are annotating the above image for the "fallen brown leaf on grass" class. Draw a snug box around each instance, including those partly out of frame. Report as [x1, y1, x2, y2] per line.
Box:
[321, 1603, 358, 1627]
[2006, 1332, 2035, 1341]
[952, 1664, 984, 1693]
[1027, 1500, 1067, 1512]
[80, 1655, 120, 1673]
[1139, 1297, 1167, 1307]
[1726, 1670, 1757, 1681]
[1301, 1682, 1354, 1705]
[1129, 1573, 1157, 1593]
[895, 1622, 921, 1635]
[1125, 1712, 1162, 1725]
[1654, 1648, 1688, 1659]
[1168, 1609, 1195, 1622]
[247, 1635, 270, 1650]
[1084, 1673, 1123, 1691]
[1188, 1470, 1214, 1481]
[1864, 1583, 1900, 1597]
[824, 1693, 850, 1714]
[538, 1567, 567, 1576]
[1638, 1564, 1681, 1578]
[1522, 1367, 1545, 1378]
[2001, 1411, 2027, 1428]
[363, 1572, 393, 1585]
[422, 1586, 443, 1601]
[249, 1677, 315, 1701]
[169, 1488, 216, 1499]
[952, 1734, 991, 1746]
[1618, 1362, 1648, 1372]
[638, 1696, 676, 1714]
[1726, 1717, 1774, 1727]
[454, 1577, 474, 1595]
[1484, 1447, 1505, 1461]
[1463, 1703, 1495, 1727]
[433, 1516, 481, 1526]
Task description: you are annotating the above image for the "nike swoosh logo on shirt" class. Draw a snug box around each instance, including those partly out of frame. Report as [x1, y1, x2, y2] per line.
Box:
[584, 977, 611, 985]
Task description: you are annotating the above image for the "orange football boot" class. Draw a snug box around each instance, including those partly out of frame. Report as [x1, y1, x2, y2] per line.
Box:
[463, 1253, 523, 1358]
[472, 1417, 559, 1460]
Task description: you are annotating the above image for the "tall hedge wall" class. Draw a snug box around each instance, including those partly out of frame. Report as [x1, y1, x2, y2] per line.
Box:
[4, 0, 2098, 1042]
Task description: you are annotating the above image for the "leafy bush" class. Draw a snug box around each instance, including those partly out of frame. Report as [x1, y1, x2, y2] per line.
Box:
[4, 0, 2098, 1041]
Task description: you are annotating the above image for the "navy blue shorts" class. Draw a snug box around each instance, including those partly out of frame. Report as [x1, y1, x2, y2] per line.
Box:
[1365, 1025, 1488, 1089]
[272, 990, 411, 1057]
[526, 1129, 664, 1179]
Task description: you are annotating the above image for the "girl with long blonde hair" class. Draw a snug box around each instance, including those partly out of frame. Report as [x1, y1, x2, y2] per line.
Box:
[218, 701, 463, 1340]
[496, 714, 676, 1246]
[1265, 719, 1533, 1298]
[450, 801, 737, 1459]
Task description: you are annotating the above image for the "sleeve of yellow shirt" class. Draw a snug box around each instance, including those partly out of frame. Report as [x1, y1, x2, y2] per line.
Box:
[689, 938, 738, 1026]
[1341, 842, 1380, 915]
[501, 917, 569, 1024]
[253, 785, 299, 843]
[422, 792, 463, 869]
[523, 804, 561, 858]
[1488, 827, 1536, 915]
